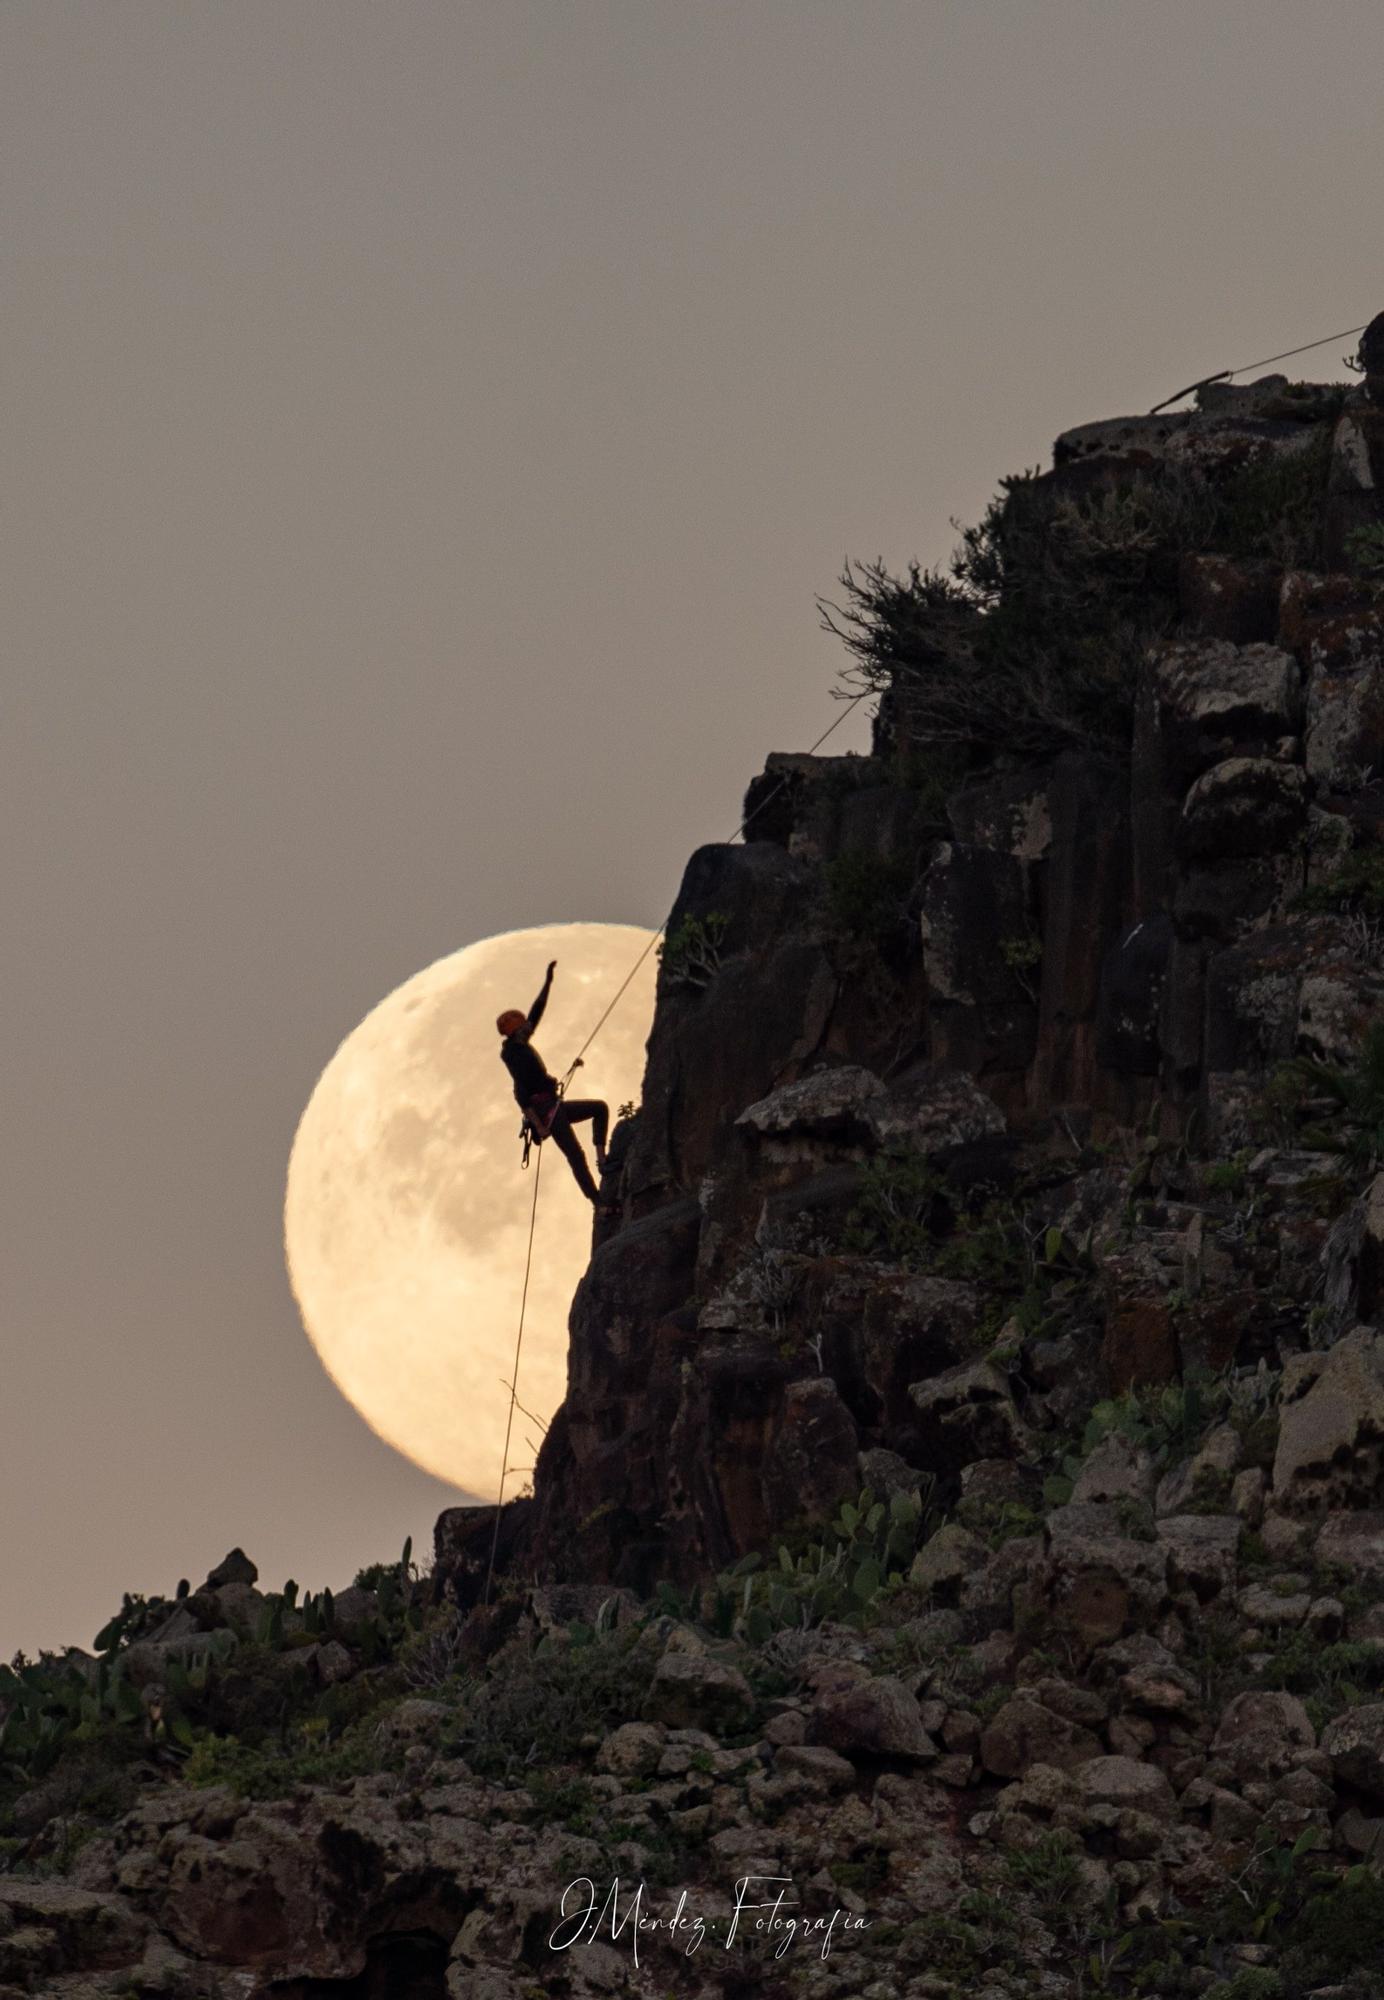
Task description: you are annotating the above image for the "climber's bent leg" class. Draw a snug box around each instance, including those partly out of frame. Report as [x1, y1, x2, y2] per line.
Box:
[547, 1104, 601, 1203]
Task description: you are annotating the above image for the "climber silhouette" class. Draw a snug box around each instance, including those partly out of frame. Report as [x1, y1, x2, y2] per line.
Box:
[496, 960, 610, 1205]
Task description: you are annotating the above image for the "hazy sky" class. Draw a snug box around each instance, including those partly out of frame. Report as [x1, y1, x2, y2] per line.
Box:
[5, 0, 1379, 1656]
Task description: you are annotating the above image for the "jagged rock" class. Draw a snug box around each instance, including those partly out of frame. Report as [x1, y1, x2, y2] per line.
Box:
[920, 841, 1038, 1090]
[771, 1743, 856, 1794]
[1071, 1433, 1157, 1507]
[735, 1063, 884, 1151]
[158, 1813, 333, 1974]
[1053, 410, 1323, 474]
[311, 1639, 354, 1686]
[124, 1627, 237, 1690]
[740, 751, 892, 857]
[961, 1532, 1041, 1629]
[1314, 1509, 1384, 1580]
[866, 1060, 1007, 1153]
[1143, 638, 1302, 789]
[0, 1883, 147, 1977]
[643, 1651, 755, 1733]
[978, 1694, 1103, 1778]
[1272, 1326, 1384, 1512]
[1029, 752, 1132, 1112]
[1213, 1690, 1316, 1785]
[1038, 1505, 1170, 1648]
[1174, 759, 1307, 938]
[908, 1522, 988, 1597]
[908, 1356, 1026, 1476]
[1155, 1424, 1243, 1516]
[760, 1375, 860, 1529]
[1178, 554, 1282, 645]
[1336, 1804, 1384, 1858]
[1284, 571, 1384, 784]
[1156, 1514, 1242, 1599]
[947, 765, 1053, 859]
[595, 1722, 665, 1778]
[857, 1445, 928, 1498]
[808, 1674, 938, 1761]
[207, 1579, 265, 1632]
[1075, 1755, 1176, 1819]
[204, 1548, 257, 1590]
[856, 1274, 984, 1434]
[1178, 756, 1309, 864]
[1238, 1581, 1313, 1627]
[626, 843, 836, 1201]
[1116, 1658, 1199, 1715]
[1321, 1704, 1384, 1801]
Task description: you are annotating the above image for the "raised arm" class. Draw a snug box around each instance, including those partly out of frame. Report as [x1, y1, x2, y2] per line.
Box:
[526, 960, 556, 1034]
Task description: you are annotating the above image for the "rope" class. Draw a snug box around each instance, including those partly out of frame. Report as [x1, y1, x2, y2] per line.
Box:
[557, 687, 872, 1086]
[481, 684, 874, 1597]
[1148, 320, 1368, 416]
[482, 1138, 542, 1607]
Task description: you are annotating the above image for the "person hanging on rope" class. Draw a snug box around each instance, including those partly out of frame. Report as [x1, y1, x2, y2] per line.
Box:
[496, 960, 611, 1205]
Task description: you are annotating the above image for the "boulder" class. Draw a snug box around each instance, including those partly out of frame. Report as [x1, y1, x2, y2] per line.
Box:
[0, 1882, 146, 1975]
[735, 1066, 884, 1151]
[908, 1356, 1026, 1477]
[643, 1652, 755, 1734]
[203, 1548, 258, 1589]
[909, 1522, 989, 1597]
[1272, 1326, 1384, 1512]
[1322, 1704, 1384, 1801]
[595, 1722, 665, 1779]
[866, 1061, 1007, 1152]
[1157, 1515, 1242, 1600]
[1155, 1425, 1243, 1516]
[1178, 756, 1309, 864]
[978, 1694, 1103, 1779]
[1076, 1755, 1176, 1819]
[809, 1675, 938, 1761]
[1101, 1296, 1179, 1395]
[1144, 638, 1302, 788]
[1039, 1505, 1169, 1648]
[771, 1743, 856, 1794]
[1314, 1509, 1384, 1581]
[1071, 1433, 1157, 1507]
[1211, 1691, 1316, 1787]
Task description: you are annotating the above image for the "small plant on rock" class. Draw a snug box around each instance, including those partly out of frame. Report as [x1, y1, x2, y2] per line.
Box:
[718, 1481, 941, 1640]
[657, 912, 730, 990]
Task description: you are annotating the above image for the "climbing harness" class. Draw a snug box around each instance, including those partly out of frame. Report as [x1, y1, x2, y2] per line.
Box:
[516, 1061, 584, 1166]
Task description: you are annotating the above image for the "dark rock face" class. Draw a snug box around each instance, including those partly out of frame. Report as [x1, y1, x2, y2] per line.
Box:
[475, 368, 1384, 1604]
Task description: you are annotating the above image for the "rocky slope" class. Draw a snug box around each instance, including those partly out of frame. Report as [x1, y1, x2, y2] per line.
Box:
[9, 321, 1384, 1998]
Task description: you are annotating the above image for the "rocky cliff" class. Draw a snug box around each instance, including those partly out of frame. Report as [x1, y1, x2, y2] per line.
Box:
[10, 322, 1384, 1999]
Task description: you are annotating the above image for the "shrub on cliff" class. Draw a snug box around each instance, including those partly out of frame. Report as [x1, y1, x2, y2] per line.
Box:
[822, 431, 1332, 776]
[447, 1621, 660, 1780]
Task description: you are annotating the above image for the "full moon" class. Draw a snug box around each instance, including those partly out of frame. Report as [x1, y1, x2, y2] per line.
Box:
[284, 924, 658, 1497]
